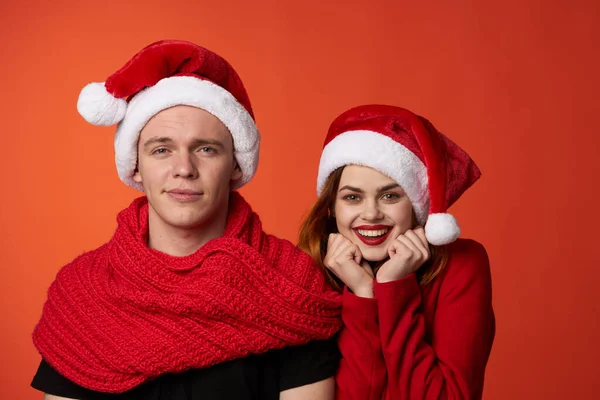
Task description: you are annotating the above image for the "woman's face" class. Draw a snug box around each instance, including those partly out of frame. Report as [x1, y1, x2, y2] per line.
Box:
[333, 165, 414, 262]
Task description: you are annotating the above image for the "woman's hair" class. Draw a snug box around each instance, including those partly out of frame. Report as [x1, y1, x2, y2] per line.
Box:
[298, 167, 448, 290]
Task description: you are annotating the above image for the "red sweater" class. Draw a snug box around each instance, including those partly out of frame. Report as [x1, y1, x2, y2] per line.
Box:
[335, 239, 495, 400]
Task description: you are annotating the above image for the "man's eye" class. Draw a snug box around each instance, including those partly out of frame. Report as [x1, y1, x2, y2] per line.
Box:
[152, 148, 168, 155]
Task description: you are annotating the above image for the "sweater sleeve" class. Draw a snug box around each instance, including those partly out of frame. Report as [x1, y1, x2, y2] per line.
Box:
[335, 287, 387, 400]
[374, 239, 495, 400]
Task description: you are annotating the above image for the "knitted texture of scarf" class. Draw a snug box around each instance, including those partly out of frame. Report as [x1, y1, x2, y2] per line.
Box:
[33, 192, 342, 393]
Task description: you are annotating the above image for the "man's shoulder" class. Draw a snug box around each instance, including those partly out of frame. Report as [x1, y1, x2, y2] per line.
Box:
[57, 243, 110, 274]
[260, 233, 334, 289]
[263, 233, 309, 259]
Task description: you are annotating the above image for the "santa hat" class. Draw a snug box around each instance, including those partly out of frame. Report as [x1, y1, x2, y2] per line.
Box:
[76, 40, 260, 190]
[317, 105, 481, 246]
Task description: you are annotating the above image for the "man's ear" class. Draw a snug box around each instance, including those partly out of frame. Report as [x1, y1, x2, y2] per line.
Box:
[133, 168, 142, 183]
[231, 160, 243, 182]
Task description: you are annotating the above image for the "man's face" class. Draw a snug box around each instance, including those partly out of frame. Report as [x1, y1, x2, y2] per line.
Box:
[133, 105, 241, 234]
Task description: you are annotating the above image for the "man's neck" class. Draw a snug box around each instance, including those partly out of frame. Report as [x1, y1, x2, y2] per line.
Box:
[146, 209, 228, 257]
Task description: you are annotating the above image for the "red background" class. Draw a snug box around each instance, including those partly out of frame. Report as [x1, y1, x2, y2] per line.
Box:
[1, 0, 599, 398]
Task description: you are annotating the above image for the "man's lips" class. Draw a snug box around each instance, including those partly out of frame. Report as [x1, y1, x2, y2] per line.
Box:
[166, 189, 203, 201]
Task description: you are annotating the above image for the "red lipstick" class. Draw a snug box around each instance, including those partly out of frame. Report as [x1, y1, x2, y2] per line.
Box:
[352, 225, 392, 246]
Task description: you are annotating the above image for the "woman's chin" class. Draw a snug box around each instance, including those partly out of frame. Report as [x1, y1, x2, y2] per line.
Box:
[359, 247, 389, 263]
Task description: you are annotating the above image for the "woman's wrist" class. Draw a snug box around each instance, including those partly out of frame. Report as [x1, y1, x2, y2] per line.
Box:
[350, 282, 375, 298]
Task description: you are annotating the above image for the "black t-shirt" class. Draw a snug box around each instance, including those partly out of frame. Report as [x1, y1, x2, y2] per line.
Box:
[31, 338, 340, 400]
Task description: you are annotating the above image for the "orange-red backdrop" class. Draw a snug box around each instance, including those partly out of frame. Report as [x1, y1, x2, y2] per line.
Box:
[1, 0, 599, 398]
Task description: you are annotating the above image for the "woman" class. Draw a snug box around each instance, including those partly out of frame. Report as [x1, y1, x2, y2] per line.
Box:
[299, 104, 495, 399]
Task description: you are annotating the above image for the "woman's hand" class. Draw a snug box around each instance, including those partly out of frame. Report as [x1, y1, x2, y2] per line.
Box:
[324, 234, 374, 298]
[376, 227, 430, 283]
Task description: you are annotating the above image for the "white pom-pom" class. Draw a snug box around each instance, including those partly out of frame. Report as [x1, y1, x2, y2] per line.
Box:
[77, 82, 127, 126]
[425, 213, 461, 246]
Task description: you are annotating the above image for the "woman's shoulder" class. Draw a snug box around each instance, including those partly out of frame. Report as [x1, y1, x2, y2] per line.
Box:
[440, 238, 492, 289]
[447, 238, 489, 261]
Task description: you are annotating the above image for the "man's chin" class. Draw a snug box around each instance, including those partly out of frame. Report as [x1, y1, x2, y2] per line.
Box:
[169, 216, 209, 230]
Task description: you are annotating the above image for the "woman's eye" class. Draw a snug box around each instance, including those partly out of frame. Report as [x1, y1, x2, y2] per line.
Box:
[343, 194, 360, 201]
[382, 193, 400, 200]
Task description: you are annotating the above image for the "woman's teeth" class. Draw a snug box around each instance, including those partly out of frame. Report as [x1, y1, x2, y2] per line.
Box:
[356, 228, 390, 238]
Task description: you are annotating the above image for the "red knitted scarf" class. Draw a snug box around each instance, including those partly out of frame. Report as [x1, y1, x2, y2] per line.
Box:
[33, 192, 342, 393]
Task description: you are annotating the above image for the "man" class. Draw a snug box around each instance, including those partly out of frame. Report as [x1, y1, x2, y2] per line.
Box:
[31, 40, 341, 400]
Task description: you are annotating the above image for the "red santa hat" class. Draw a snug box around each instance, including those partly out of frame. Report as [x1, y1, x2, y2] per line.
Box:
[317, 105, 481, 246]
[76, 40, 260, 190]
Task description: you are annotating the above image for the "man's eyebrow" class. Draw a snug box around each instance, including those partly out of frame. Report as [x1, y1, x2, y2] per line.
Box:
[190, 139, 226, 149]
[143, 137, 173, 148]
[142, 137, 227, 149]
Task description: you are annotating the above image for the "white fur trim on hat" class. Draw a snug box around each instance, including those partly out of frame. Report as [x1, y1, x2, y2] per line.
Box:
[114, 76, 260, 191]
[77, 82, 128, 126]
[317, 130, 429, 224]
[425, 213, 461, 245]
